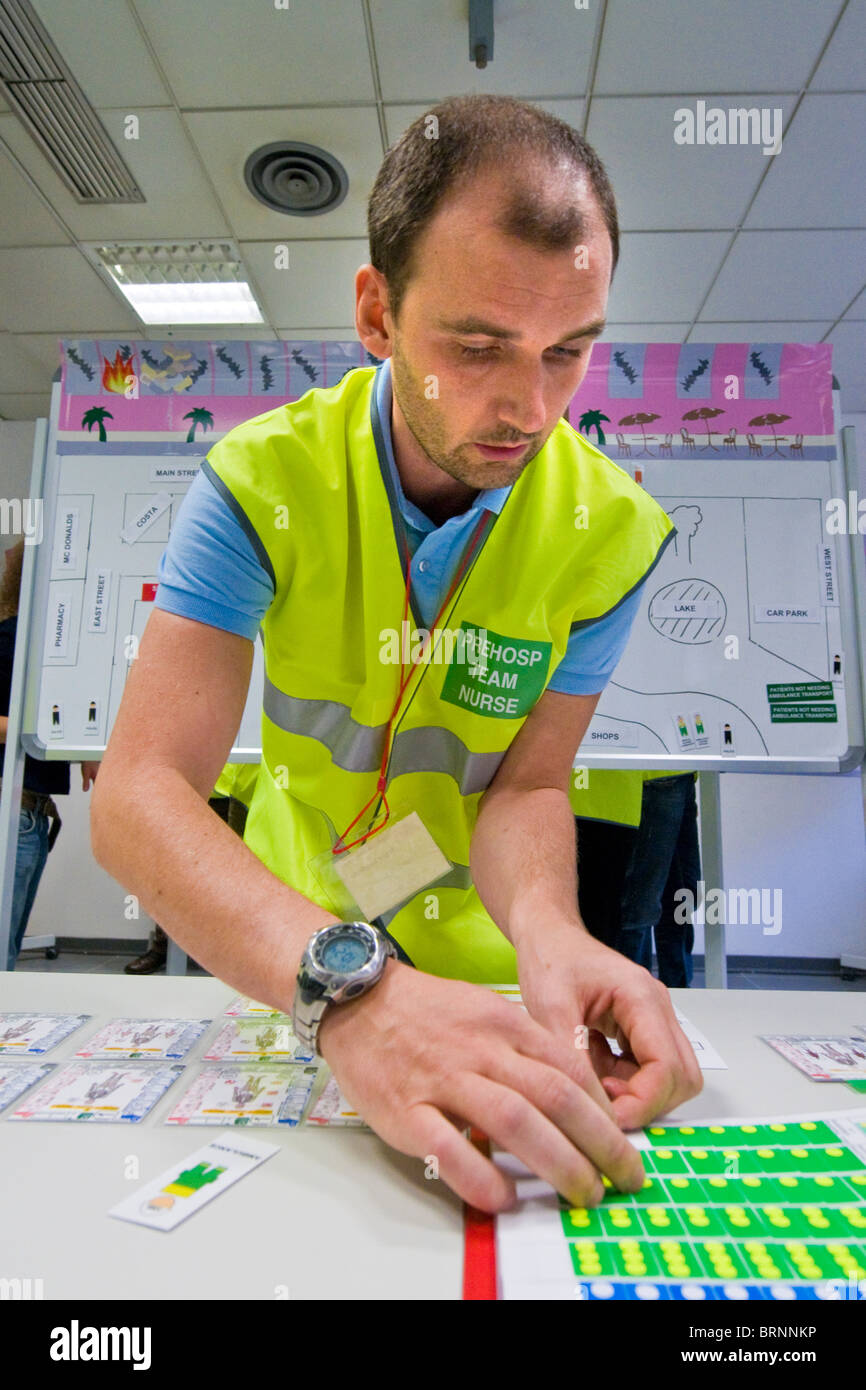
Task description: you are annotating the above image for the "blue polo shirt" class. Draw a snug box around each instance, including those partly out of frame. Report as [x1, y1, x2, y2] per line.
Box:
[154, 358, 644, 693]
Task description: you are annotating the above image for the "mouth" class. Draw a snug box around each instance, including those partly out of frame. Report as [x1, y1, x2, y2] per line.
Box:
[474, 441, 529, 461]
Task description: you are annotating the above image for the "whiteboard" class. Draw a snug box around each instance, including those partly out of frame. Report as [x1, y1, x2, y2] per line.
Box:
[580, 451, 861, 771]
[20, 339, 864, 775]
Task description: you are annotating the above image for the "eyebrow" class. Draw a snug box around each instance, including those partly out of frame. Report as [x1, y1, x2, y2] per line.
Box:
[435, 316, 607, 344]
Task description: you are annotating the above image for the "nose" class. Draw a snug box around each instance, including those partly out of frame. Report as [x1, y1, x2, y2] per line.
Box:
[494, 361, 548, 439]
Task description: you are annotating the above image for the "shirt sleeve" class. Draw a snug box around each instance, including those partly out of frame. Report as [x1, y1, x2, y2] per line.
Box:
[154, 467, 274, 640]
[546, 584, 644, 696]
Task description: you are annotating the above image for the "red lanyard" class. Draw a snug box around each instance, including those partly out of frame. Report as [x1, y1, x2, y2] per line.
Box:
[332, 510, 490, 854]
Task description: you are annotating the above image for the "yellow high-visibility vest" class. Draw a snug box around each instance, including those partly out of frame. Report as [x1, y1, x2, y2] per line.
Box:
[203, 366, 676, 981]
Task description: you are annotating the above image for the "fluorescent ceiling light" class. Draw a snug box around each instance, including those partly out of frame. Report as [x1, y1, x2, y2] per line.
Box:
[86, 240, 265, 325]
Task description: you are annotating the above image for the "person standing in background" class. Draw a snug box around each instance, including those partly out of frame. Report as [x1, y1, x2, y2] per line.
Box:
[0, 538, 100, 969]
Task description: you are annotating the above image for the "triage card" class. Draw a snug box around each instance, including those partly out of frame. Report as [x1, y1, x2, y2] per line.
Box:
[0, 1062, 54, 1112]
[761, 1033, 866, 1081]
[306, 1074, 368, 1127]
[74, 1018, 210, 1060]
[108, 1133, 279, 1232]
[8, 1061, 183, 1122]
[164, 1064, 318, 1126]
[0, 1012, 90, 1054]
[204, 1018, 313, 1063]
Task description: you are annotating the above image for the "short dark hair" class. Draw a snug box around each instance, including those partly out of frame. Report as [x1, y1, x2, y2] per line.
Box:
[367, 94, 620, 325]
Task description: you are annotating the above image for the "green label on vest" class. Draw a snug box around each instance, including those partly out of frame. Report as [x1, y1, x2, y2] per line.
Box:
[440, 622, 551, 719]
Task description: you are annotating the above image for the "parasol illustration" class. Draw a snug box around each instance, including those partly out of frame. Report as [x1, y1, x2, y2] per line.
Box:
[682, 406, 726, 452]
[748, 412, 791, 458]
[618, 411, 661, 458]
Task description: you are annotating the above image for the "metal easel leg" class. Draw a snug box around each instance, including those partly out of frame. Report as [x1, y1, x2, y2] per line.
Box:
[698, 772, 727, 988]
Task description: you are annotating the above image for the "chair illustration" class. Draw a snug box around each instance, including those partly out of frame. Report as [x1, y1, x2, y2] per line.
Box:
[680, 427, 696, 455]
[616, 432, 632, 456]
[658, 433, 673, 457]
[747, 433, 763, 457]
[723, 427, 737, 451]
[789, 433, 804, 458]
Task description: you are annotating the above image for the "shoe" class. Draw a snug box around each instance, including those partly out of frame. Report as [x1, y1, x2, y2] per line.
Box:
[124, 947, 167, 975]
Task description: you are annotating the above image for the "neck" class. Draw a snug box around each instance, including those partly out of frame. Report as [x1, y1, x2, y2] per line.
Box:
[389, 393, 478, 528]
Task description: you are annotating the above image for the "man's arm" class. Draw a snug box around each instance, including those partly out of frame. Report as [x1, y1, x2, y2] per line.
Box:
[90, 608, 342, 1010]
[471, 686, 704, 1128]
[92, 609, 645, 1213]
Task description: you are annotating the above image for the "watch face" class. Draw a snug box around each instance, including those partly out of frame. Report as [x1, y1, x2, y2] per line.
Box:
[319, 932, 372, 974]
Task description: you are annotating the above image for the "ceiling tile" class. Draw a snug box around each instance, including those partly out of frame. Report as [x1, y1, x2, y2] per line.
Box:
[0, 111, 229, 241]
[587, 95, 796, 231]
[811, 0, 866, 90]
[825, 320, 866, 411]
[184, 107, 381, 240]
[843, 287, 866, 319]
[133, 0, 375, 106]
[371, 0, 599, 103]
[0, 332, 52, 392]
[606, 231, 731, 319]
[383, 97, 587, 150]
[688, 322, 833, 341]
[0, 392, 52, 420]
[12, 334, 65, 377]
[595, 0, 841, 94]
[29, 0, 171, 107]
[241, 239, 367, 329]
[0, 142, 71, 246]
[0, 248, 136, 332]
[701, 231, 866, 318]
[744, 95, 866, 228]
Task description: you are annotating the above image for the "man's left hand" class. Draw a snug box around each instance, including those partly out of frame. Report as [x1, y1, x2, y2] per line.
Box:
[516, 920, 703, 1132]
[80, 762, 100, 791]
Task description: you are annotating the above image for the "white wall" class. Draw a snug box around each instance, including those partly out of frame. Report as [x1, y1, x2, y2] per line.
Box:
[2, 412, 865, 960]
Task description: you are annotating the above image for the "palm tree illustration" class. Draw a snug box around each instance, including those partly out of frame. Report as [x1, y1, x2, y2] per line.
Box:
[183, 408, 214, 443]
[81, 406, 113, 442]
[577, 408, 612, 446]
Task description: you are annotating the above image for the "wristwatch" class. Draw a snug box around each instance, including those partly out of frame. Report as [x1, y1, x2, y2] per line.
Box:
[292, 921, 397, 1056]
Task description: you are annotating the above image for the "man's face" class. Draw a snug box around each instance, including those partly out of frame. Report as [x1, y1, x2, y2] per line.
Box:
[384, 168, 612, 491]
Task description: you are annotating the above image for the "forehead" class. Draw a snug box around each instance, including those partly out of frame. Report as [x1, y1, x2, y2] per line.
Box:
[409, 166, 611, 296]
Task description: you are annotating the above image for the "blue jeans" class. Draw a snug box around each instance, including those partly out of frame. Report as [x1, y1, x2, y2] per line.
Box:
[618, 775, 700, 988]
[7, 808, 50, 970]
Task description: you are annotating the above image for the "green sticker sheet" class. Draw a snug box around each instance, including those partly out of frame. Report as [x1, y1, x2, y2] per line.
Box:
[495, 1108, 866, 1301]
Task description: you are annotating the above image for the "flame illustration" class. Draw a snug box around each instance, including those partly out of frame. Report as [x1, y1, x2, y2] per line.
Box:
[101, 349, 135, 394]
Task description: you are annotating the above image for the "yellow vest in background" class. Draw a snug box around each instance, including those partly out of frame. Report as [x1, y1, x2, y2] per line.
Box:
[203, 366, 676, 981]
[212, 762, 260, 806]
[568, 767, 699, 827]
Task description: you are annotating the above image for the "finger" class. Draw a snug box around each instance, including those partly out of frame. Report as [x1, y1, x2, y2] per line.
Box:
[442, 1070, 633, 1209]
[394, 1101, 517, 1213]
[476, 1048, 646, 1195]
[493, 1003, 618, 1121]
[588, 983, 701, 1126]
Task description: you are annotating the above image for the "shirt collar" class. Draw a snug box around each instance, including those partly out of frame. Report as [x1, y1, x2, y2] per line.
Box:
[373, 357, 512, 531]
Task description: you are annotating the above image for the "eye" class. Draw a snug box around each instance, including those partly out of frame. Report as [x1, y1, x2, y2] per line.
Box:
[459, 344, 583, 361]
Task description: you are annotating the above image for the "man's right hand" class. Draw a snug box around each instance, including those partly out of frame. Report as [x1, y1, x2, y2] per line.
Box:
[316, 960, 647, 1214]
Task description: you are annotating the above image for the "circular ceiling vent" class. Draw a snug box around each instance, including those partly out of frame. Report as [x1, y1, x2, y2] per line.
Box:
[243, 141, 349, 216]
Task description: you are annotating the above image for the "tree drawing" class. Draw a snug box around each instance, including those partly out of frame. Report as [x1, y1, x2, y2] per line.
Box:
[183, 408, 214, 443]
[81, 407, 113, 442]
[577, 409, 612, 446]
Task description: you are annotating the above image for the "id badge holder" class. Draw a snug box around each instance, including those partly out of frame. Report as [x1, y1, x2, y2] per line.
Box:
[308, 811, 451, 922]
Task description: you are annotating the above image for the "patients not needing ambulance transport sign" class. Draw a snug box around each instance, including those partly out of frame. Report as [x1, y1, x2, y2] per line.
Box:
[440, 622, 551, 719]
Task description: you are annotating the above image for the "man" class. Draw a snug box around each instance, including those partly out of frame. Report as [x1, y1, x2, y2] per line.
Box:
[92, 95, 702, 1214]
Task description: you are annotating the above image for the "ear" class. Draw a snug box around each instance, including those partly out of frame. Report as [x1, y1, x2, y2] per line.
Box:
[355, 264, 393, 360]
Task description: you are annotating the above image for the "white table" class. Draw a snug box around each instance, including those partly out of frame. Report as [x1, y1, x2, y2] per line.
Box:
[1, 973, 864, 1300]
